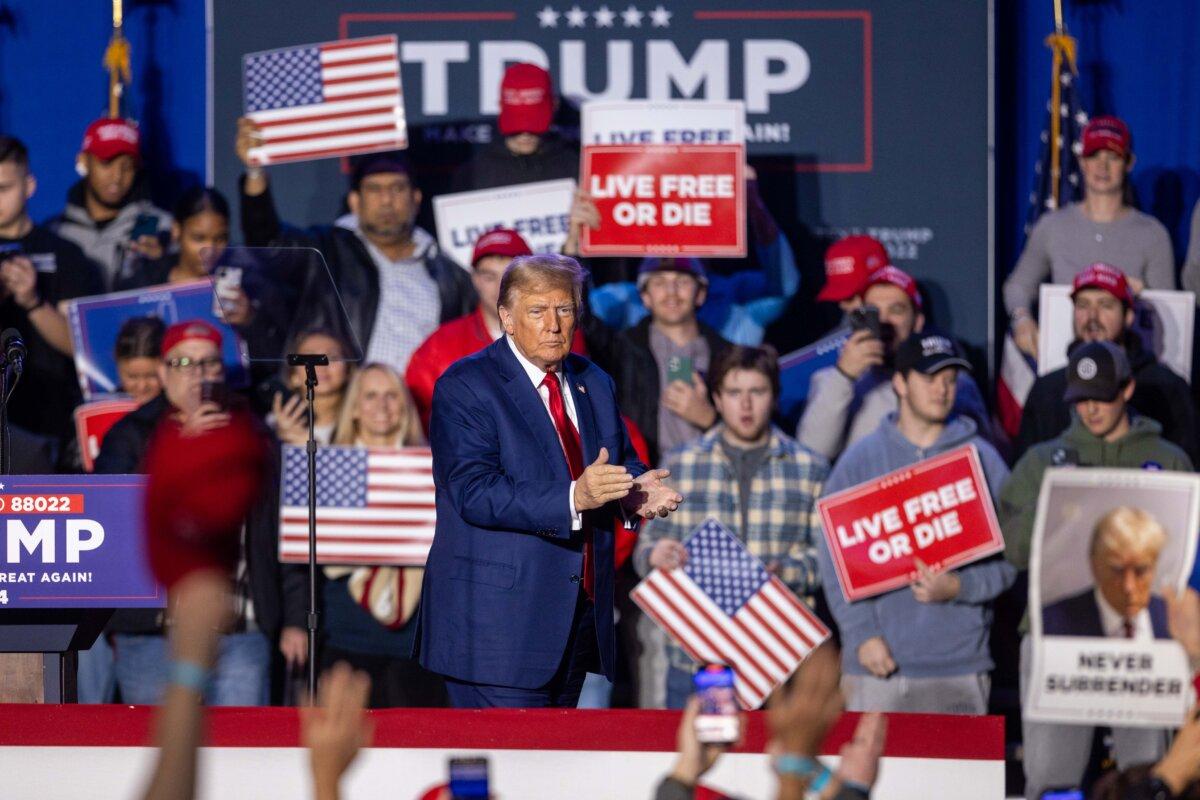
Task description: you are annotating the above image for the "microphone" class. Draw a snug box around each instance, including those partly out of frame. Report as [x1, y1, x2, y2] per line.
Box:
[2, 328, 25, 375]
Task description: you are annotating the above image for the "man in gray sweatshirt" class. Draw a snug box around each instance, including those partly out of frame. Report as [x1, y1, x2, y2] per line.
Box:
[816, 331, 1015, 714]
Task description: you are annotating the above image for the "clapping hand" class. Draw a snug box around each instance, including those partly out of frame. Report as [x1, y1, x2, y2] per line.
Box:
[623, 467, 683, 520]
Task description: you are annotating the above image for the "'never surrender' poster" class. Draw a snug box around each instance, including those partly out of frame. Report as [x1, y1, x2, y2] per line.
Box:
[1026, 468, 1200, 728]
[818, 445, 1004, 602]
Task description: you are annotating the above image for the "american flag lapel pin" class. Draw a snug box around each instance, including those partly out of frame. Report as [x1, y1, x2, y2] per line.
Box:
[577, 384, 586, 394]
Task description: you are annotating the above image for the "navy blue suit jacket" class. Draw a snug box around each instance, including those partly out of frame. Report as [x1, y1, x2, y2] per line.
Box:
[1042, 588, 1170, 639]
[415, 337, 646, 689]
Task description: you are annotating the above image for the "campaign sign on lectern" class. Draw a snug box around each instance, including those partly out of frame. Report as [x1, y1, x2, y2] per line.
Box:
[0, 475, 162, 609]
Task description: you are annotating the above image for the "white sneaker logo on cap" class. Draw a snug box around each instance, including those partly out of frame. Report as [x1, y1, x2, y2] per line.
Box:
[1077, 357, 1098, 380]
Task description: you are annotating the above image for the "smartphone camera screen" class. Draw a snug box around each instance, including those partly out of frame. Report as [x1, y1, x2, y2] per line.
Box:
[448, 756, 489, 799]
[693, 663, 739, 744]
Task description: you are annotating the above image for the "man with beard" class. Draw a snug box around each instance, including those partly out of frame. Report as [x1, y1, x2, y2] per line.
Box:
[1013, 262, 1197, 462]
[49, 117, 171, 290]
[237, 119, 475, 372]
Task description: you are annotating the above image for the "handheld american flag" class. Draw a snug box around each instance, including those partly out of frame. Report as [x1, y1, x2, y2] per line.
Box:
[632, 518, 830, 709]
[277, 445, 435, 567]
[243, 35, 407, 166]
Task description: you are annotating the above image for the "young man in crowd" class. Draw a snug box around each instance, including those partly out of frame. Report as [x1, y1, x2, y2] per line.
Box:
[797, 265, 991, 461]
[635, 345, 828, 708]
[1000, 342, 1189, 800]
[586, 257, 733, 467]
[0, 135, 103, 444]
[1000, 340, 1191, 574]
[577, 167, 801, 346]
[1014, 262, 1197, 462]
[451, 63, 578, 192]
[49, 117, 171, 290]
[1006, 115, 1175, 358]
[92, 320, 305, 706]
[816, 332, 1014, 714]
[236, 122, 475, 372]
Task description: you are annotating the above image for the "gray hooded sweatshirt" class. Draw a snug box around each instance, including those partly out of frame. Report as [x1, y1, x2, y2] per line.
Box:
[816, 412, 1015, 679]
[49, 183, 171, 290]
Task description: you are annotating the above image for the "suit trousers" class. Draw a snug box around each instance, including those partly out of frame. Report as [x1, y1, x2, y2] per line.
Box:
[1019, 636, 1167, 800]
[444, 591, 599, 708]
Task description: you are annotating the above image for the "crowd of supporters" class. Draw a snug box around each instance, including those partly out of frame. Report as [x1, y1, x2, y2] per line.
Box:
[8, 63, 1200, 799]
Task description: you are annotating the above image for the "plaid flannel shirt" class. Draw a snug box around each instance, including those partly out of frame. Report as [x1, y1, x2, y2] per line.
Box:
[635, 425, 829, 672]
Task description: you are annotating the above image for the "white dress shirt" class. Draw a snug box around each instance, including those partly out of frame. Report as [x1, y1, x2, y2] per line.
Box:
[506, 335, 584, 530]
[1094, 587, 1154, 641]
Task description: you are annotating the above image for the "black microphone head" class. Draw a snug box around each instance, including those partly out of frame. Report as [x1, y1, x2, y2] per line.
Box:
[1, 328, 25, 364]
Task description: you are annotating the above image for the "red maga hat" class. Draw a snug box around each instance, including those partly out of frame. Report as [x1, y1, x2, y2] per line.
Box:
[818, 235, 888, 302]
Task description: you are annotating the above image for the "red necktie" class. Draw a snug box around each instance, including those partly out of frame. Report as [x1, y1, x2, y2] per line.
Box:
[541, 371, 592, 599]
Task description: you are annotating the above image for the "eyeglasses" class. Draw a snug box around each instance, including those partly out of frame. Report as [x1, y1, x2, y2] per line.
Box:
[165, 356, 224, 375]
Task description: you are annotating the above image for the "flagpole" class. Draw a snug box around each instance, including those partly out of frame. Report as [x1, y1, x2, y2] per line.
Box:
[1053, 0, 1064, 33]
[105, 0, 131, 118]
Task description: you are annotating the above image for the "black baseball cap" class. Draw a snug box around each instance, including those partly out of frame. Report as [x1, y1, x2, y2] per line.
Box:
[1064, 340, 1132, 403]
[894, 332, 971, 375]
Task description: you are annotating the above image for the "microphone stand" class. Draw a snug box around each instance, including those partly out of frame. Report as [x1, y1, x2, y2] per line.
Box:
[286, 352, 329, 700]
[0, 354, 8, 475]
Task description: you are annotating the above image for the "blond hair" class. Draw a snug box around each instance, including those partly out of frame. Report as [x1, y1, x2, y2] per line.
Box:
[1090, 506, 1168, 559]
[333, 362, 424, 447]
[497, 253, 586, 314]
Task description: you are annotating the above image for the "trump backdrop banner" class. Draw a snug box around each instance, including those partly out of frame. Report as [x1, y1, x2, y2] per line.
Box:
[0, 475, 162, 609]
[74, 397, 138, 473]
[1026, 468, 1200, 728]
[278, 444, 436, 566]
[433, 179, 576, 269]
[818, 445, 1004, 602]
[580, 100, 745, 258]
[66, 280, 250, 400]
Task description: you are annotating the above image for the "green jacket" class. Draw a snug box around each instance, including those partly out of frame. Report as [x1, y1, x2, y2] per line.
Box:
[998, 414, 1192, 570]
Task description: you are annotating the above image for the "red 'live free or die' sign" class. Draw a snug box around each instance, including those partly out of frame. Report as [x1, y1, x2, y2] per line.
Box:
[580, 144, 746, 258]
[817, 444, 1005, 602]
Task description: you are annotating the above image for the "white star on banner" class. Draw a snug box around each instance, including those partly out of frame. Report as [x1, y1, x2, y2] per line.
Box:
[621, 4, 643, 26]
[649, 4, 672, 26]
[565, 5, 588, 26]
[537, 5, 560, 27]
[594, 5, 616, 26]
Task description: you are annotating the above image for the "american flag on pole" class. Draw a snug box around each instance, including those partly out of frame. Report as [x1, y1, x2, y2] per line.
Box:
[997, 28, 1087, 439]
[632, 518, 831, 710]
[243, 35, 407, 166]
[277, 445, 435, 567]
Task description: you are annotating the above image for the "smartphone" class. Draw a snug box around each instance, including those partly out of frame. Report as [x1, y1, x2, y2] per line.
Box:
[129, 213, 160, 241]
[693, 664, 739, 744]
[211, 266, 244, 319]
[448, 756, 489, 799]
[200, 380, 230, 411]
[257, 376, 297, 409]
[666, 355, 694, 385]
[848, 305, 882, 338]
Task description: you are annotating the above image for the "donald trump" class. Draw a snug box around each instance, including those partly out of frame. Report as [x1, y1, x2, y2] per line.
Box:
[416, 253, 682, 708]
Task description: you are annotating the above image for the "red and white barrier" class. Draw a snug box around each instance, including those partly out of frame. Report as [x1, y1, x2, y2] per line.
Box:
[0, 705, 1004, 799]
